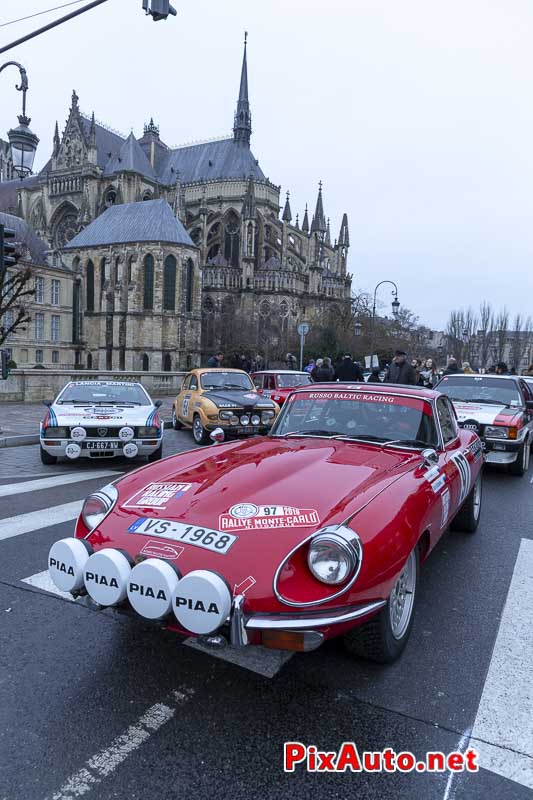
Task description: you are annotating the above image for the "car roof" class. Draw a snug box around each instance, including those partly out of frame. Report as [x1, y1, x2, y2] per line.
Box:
[289, 381, 440, 399]
[251, 370, 310, 375]
[438, 373, 520, 382]
[191, 368, 248, 374]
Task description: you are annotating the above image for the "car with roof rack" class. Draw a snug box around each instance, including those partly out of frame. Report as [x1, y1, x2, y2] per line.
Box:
[40, 380, 163, 465]
[48, 382, 483, 664]
[436, 373, 533, 476]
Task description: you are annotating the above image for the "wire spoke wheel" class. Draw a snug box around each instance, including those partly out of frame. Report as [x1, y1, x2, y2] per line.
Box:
[389, 549, 417, 640]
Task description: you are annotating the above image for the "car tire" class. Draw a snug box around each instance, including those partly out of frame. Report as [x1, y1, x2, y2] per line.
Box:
[172, 407, 182, 430]
[344, 545, 419, 664]
[451, 472, 482, 532]
[40, 445, 57, 465]
[192, 414, 211, 445]
[147, 444, 163, 462]
[509, 440, 530, 477]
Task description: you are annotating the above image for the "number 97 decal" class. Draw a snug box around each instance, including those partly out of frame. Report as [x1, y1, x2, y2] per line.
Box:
[452, 452, 471, 505]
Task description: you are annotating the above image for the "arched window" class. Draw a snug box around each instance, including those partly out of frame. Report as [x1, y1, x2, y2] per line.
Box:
[224, 211, 240, 267]
[86, 260, 94, 311]
[163, 254, 176, 311]
[143, 254, 154, 310]
[100, 257, 106, 289]
[87, 353, 93, 369]
[163, 353, 172, 372]
[142, 353, 149, 371]
[185, 259, 194, 312]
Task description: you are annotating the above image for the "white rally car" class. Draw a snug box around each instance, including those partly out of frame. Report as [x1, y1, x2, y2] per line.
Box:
[40, 381, 163, 465]
[436, 373, 533, 476]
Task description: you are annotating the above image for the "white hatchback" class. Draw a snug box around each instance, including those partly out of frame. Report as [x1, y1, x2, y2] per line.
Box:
[40, 380, 163, 465]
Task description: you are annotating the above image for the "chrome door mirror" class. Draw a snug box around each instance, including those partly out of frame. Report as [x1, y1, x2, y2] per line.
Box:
[210, 427, 225, 444]
[422, 448, 438, 468]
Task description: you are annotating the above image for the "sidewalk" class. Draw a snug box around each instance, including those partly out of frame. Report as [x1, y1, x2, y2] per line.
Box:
[0, 397, 175, 447]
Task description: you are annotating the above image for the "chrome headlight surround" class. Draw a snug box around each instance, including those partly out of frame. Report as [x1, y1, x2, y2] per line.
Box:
[273, 524, 363, 607]
[485, 425, 509, 439]
[307, 526, 362, 585]
[219, 411, 234, 421]
[81, 484, 118, 532]
[44, 426, 69, 438]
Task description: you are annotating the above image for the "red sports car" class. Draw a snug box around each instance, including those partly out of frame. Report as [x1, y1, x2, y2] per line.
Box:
[251, 369, 312, 405]
[48, 383, 483, 663]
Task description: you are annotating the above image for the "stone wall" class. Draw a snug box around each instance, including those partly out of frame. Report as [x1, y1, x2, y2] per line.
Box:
[0, 370, 186, 403]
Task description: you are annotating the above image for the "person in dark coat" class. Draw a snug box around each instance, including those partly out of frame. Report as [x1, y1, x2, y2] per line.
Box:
[442, 357, 463, 376]
[334, 354, 364, 382]
[384, 350, 417, 385]
[207, 352, 224, 368]
[314, 357, 335, 382]
[367, 367, 382, 382]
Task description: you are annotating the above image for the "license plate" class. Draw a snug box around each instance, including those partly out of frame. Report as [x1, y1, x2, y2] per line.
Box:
[85, 441, 119, 450]
[127, 517, 237, 554]
[236, 426, 259, 434]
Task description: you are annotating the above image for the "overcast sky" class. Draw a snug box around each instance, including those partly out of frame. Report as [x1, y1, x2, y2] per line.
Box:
[1, 0, 532, 329]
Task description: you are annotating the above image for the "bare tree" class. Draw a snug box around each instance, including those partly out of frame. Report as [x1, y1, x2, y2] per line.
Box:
[0, 263, 35, 346]
[494, 308, 509, 364]
[477, 302, 494, 368]
[509, 314, 533, 372]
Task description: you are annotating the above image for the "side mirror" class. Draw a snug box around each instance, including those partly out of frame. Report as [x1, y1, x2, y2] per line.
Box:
[421, 448, 438, 468]
[210, 427, 225, 444]
[42, 399, 52, 407]
[154, 400, 163, 408]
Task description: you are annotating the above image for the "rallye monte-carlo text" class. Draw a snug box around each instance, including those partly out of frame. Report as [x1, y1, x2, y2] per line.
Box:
[40, 381, 163, 464]
[48, 383, 483, 663]
[437, 373, 533, 476]
[172, 368, 279, 444]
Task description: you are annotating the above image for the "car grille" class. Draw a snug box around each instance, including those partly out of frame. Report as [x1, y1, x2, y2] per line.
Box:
[80, 426, 122, 438]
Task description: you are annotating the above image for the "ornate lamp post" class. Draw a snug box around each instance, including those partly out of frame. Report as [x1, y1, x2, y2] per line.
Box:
[0, 61, 39, 179]
[369, 280, 400, 364]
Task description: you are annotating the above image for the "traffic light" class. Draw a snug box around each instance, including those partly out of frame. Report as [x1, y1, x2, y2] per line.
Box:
[142, 0, 177, 20]
[1, 350, 9, 380]
[0, 224, 18, 269]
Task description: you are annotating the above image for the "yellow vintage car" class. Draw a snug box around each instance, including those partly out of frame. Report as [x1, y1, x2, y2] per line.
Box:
[172, 368, 279, 445]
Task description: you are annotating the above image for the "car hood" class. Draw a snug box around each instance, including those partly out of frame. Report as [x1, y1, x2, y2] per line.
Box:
[451, 401, 520, 426]
[93, 438, 420, 601]
[201, 390, 276, 409]
[47, 403, 156, 426]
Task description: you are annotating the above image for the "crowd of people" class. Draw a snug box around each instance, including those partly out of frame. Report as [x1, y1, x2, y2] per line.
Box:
[206, 348, 532, 388]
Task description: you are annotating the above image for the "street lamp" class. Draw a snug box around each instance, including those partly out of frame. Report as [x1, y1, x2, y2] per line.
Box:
[370, 280, 400, 363]
[0, 61, 39, 179]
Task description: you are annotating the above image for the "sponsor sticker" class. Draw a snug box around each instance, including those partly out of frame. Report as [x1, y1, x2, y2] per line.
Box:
[431, 474, 446, 493]
[244, 393, 259, 400]
[128, 518, 237, 554]
[139, 540, 184, 561]
[441, 487, 451, 528]
[219, 504, 320, 531]
[124, 482, 192, 509]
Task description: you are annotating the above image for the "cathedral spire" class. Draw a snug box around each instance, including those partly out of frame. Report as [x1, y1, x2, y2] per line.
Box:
[325, 217, 331, 246]
[302, 204, 309, 233]
[89, 112, 96, 146]
[233, 32, 252, 146]
[52, 121, 60, 157]
[311, 181, 327, 235]
[282, 191, 292, 223]
[338, 213, 350, 247]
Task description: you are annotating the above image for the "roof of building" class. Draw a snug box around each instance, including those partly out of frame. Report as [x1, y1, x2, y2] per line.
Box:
[0, 175, 40, 213]
[157, 137, 265, 184]
[63, 199, 195, 248]
[103, 132, 156, 180]
[0, 210, 49, 266]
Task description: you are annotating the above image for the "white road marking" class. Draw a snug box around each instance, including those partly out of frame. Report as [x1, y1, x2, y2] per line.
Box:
[0, 470, 120, 498]
[21, 569, 293, 678]
[21, 570, 74, 600]
[184, 637, 293, 678]
[471, 538, 533, 790]
[442, 728, 471, 800]
[0, 501, 83, 540]
[45, 689, 193, 800]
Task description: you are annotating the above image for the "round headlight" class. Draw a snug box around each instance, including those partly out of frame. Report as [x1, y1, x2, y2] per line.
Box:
[219, 411, 233, 420]
[240, 414, 250, 426]
[261, 411, 274, 424]
[230, 415, 240, 425]
[81, 485, 118, 531]
[307, 528, 361, 585]
[251, 414, 261, 426]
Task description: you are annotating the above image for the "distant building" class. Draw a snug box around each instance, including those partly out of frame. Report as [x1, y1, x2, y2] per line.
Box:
[0, 38, 351, 369]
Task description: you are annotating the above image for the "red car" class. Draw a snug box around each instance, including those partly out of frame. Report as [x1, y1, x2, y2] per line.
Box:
[48, 383, 483, 663]
[251, 369, 312, 405]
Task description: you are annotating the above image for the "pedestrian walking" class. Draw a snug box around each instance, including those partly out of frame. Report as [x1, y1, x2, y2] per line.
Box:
[462, 361, 474, 374]
[495, 361, 509, 375]
[207, 351, 224, 368]
[285, 352, 297, 370]
[304, 359, 316, 374]
[442, 357, 463, 376]
[335, 354, 364, 382]
[384, 350, 417, 385]
[313, 357, 335, 382]
[420, 358, 438, 387]
[367, 366, 382, 383]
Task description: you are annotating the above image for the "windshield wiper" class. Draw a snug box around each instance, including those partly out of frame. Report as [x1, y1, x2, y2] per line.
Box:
[278, 430, 341, 438]
[223, 384, 252, 390]
[381, 438, 430, 449]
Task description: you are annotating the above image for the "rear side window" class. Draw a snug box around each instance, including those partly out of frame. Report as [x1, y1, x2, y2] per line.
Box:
[182, 376, 191, 391]
[190, 375, 198, 390]
[437, 397, 458, 443]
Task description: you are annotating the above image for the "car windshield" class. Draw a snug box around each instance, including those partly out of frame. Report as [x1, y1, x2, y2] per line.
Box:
[277, 373, 312, 388]
[200, 372, 254, 391]
[438, 376, 522, 408]
[272, 389, 438, 447]
[57, 382, 150, 405]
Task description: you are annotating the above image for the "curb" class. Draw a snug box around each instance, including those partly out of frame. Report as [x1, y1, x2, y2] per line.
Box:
[0, 420, 173, 449]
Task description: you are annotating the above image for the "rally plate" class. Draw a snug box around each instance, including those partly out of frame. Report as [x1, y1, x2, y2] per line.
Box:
[127, 517, 237, 554]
